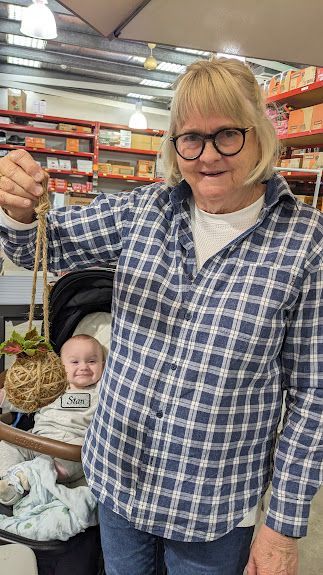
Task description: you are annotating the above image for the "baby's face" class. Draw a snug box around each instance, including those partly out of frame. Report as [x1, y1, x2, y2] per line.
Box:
[60, 339, 104, 390]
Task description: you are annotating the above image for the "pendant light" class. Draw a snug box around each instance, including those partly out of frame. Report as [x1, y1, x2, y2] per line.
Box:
[20, 0, 57, 40]
[129, 102, 148, 130]
[144, 43, 157, 71]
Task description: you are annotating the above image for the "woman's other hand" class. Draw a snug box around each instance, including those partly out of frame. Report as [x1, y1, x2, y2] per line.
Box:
[0, 149, 46, 223]
[246, 524, 298, 575]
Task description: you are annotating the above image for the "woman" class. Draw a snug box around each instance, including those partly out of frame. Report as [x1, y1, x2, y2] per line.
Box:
[0, 59, 322, 575]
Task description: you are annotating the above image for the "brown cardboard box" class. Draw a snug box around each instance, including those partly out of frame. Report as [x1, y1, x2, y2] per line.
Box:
[8, 89, 27, 112]
[111, 164, 135, 176]
[66, 138, 79, 152]
[131, 133, 152, 150]
[311, 103, 323, 131]
[289, 70, 303, 91]
[136, 159, 156, 178]
[67, 194, 93, 206]
[288, 107, 313, 134]
[151, 136, 163, 152]
[280, 70, 293, 93]
[268, 74, 281, 97]
[25, 136, 46, 148]
[280, 158, 302, 169]
[58, 123, 91, 133]
[316, 67, 323, 82]
[302, 152, 323, 169]
[300, 66, 317, 87]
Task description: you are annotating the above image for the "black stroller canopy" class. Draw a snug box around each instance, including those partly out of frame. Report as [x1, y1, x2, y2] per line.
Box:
[49, 268, 114, 354]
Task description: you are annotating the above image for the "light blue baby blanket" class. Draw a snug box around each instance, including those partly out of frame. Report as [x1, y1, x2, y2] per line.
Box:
[0, 456, 98, 541]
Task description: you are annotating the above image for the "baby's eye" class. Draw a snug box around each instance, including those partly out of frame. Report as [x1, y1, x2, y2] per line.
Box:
[71, 360, 79, 365]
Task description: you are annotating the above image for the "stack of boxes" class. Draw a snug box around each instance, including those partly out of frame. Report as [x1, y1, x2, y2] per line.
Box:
[98, 129, 163, 179]
[264, 65, 323, 99]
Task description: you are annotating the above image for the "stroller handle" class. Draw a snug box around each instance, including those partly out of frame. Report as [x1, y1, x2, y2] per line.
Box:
[0, 370, 81, 461]
[0, 417, 82, 462]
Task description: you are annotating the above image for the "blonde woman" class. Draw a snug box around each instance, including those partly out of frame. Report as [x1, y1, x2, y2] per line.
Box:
[0, 59, 322, 575]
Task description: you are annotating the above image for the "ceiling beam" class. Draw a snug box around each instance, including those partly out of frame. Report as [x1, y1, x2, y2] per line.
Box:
[0, 43, 178, 84]
[0, 16, 199, 66]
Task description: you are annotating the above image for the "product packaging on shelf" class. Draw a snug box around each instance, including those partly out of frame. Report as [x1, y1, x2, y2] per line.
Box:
[46, 157, 59, 169]
[136, 159, 155, 178]
[288, 107, 314, 134]
[66, 138, 80, 152]
[76, 159, 93, 172]
[8, 89, 27, 112]
[302, 152, 323, 169]
[131, 133, 152, 150]
[25, 136, 46, 148]
[58, 159, 72, 170]
[311, 104, 323, 131]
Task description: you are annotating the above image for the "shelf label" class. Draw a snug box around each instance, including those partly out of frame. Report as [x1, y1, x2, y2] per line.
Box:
[301, 86, 309, 92]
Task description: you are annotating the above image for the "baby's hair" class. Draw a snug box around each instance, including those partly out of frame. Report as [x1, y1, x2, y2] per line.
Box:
[60, 334, 106, 361]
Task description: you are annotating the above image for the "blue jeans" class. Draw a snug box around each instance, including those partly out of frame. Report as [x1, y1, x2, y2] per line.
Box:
[98, 504, 254, 575]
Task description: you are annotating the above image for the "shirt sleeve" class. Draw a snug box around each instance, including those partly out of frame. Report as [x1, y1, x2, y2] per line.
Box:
[0, 190, 145, 274]
[265, 258, 323, 538]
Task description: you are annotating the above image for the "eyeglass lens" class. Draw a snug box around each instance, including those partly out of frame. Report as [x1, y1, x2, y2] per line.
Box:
[176, 129, 245, 159]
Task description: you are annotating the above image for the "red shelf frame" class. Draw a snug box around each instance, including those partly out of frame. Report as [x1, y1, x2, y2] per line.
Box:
[97, 173, 163, 183]
[45, 169, 93, 176]
[279, 129, 323, 147]
[0, 144, 93, 157]
[0, 123, 94, 139]
[98, 121, 164, 136]
[279, 171, 319, 181]
[0, 108, 95, 127]
[267, 80, 323, 108]
[99, 144, 158, 156]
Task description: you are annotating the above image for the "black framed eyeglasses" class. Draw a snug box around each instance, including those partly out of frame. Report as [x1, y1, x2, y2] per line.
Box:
[170, 127, 253, 160]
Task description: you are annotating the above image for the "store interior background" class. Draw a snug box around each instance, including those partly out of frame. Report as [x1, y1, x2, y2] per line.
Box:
[0, 2, 322, 572]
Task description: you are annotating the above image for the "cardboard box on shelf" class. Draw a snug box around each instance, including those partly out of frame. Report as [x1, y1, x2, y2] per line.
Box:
[119, 129, 132, 148]
[287, 107, 314, 134]
[316, 68, 323, 82]
[99, 130, 121, 146]
[300, 66, 317, 87]
[131, 133, 152, 150]
[151, 135, 163, 151]
[136, 159, 156, 178]
[98, 163, 112, 173]
[58, 123, 91, 133]
[46, 157, 59, 169]
[8, 89, 27, 112]
[279, 70, 293, 93]
[66, 138, 79, 152]
[25, 136, 46, 148]
[268, 74, 281, 97]
[67, 194, 93, 206]
[280, 158, 302, 169]
[311, 103, 323, 131]
[302, 152, 323, 169]
[289, 70, 303, 91]
[76, 159, 93, 172]
[58, 159, 72, 170]
[111, 164, 135, 176]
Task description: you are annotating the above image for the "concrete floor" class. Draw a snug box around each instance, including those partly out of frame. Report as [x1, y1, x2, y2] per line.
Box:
[255, 487, 323, 575]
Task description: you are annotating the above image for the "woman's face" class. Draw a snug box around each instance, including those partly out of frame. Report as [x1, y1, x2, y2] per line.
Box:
[175, 112, 262, 213]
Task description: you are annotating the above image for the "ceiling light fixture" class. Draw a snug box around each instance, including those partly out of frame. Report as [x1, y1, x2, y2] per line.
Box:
[20, 0, 57, 40]
[6, 33, 47, 49]
[144, 43, 157, 71]
[128, 102, 148, 130]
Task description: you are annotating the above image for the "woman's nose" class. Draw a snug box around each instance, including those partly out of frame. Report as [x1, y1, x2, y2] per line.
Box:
[199, 139, 222, 161]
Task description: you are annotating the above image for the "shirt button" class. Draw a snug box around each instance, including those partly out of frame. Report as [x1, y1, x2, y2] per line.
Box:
[170, 363, 177, 370]
[156, 410, 163, 418]
[185, 311, 192, 320]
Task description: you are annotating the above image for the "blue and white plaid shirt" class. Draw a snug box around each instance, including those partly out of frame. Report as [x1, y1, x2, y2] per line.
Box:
[1, 173, 322, 541]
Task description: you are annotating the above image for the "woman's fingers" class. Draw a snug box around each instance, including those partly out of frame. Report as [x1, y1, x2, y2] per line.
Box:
[0, 149, 45, 201]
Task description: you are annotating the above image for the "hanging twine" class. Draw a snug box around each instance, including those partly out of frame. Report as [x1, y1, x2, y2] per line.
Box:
[5, 175, 67, 412]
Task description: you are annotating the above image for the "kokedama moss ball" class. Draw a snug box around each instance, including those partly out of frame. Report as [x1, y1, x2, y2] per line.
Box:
[4, 351, 67, 413]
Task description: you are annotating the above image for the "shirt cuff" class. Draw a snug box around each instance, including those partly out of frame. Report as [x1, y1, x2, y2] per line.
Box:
[0, 207, 38, 230]
[264, 489, 309, 538]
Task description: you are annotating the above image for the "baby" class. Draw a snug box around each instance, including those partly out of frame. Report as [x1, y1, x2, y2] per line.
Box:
[0, 333, 105, 505]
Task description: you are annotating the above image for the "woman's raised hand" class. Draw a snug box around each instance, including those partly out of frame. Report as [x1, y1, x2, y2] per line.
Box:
[0, 149, 46, 223]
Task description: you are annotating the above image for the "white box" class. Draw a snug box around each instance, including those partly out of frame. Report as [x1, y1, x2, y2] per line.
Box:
[59, 159, 72, 170]
[76, 159, 93, 172]
[46, 157, 59, 169]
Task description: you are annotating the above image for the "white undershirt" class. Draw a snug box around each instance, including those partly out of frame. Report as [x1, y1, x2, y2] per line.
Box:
[190, 194, 265, 270]
[190, 194, 265, 527]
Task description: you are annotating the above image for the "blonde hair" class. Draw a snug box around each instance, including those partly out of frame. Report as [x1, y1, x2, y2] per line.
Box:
[162, 58, 279, 187]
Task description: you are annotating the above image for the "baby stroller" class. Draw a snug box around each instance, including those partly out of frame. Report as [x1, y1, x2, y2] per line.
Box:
[0, 267, 114, 575]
